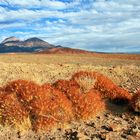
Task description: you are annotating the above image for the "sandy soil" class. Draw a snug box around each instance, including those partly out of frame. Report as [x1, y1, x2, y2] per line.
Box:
[0, 54, 139, 140]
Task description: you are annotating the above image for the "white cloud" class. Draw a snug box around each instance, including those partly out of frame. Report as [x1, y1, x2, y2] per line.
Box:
[0, 0, 80, 10]
[0, 0, 140, 52]
[0, 22, 26, 29]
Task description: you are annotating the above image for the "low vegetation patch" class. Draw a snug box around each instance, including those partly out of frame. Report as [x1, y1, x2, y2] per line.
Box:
[0, 71, 137, 132]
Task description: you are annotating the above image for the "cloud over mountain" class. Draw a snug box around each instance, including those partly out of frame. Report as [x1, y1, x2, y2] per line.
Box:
[0, 0, 140, 52]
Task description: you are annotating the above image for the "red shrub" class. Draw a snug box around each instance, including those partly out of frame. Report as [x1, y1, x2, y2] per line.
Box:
[72, 71, 132, 102]
[33, 116, 57, 132]
[53, 79, 82, 115]
[53, 79, 81, 100]
[30, 85, 74, 131]
[53, 79, 79, 92]
[77, 89, 106, 120]
[0, 90, 6, 102]
[53, 79, 105, 120]
[41, 83, 52, 89]
[3, 80, 40, 106]
[0, 70, 133, 131]
[131, 90, 140, 112]
[0, 93, 30, 128]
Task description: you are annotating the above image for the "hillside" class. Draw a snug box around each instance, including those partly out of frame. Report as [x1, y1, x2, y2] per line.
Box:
[38, 47, 93, 54]
[0, 37, 140, 61]
[0, 36, 55, 53]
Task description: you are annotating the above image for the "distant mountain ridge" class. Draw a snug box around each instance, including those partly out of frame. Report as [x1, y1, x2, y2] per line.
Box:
[0, 37, 139, 55]
[2, 36, 20, 44]
[24, 37, 54, 48]
[0, 36, 56, 53]
[0, 36, 92, 54]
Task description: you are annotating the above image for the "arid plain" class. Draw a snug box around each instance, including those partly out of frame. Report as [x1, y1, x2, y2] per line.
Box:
[0, 53, 140, 140]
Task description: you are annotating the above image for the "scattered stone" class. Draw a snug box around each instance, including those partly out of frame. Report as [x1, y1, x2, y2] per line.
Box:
[127, 135, 140, 140]
[64, 129, 79, 140]
[109, 123, 124, 132]
[101, 125, 113, 132]
[106, 132, 124, 140]
[86, 122, 95, 128]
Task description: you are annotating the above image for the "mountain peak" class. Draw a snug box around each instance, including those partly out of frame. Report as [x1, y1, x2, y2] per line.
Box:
[0, 36, 55, 52]
[24, 37, 53, 48]
[2, 36, 20, 44]
[25, 37, 45, 42]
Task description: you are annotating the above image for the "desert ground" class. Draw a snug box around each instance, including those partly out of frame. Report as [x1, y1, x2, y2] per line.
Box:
[0, 53, 139, 140]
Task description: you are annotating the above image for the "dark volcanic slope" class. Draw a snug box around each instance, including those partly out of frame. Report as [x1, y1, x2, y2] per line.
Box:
[24, 37, 54, 48]
[0, 37, 55, 53]
[0, 36, 94, 54]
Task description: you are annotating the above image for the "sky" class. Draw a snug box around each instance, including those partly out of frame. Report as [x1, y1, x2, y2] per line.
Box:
[0, 0, 140, 52]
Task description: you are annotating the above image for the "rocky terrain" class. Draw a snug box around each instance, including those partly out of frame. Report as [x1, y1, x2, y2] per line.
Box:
[0, 54, 139, 140]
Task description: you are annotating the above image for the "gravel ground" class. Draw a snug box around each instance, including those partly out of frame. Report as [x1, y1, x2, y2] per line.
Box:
[0, 54, 139, 140]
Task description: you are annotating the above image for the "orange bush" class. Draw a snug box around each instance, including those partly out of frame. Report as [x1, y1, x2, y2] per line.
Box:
[53, 79, 80, 100]
[53, 79, 82, 116]
[0, 70, 134, 132]
[32, 116, 57, 132]
[131, 90, 140, 112]
[72, 71, 132, 102]
[53, 79, 105, 120]
[71, 71, 98, 93]
[30, 85, 74, 131]
[74, 89, 105, 120]
[0, 93, 30, 129]
[41, 82, 52, 90]
[0, 89, 6, 102]
[3, 80, 40, 106]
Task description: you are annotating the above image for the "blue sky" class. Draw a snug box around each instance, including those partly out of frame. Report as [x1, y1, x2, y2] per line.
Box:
[0, 0, 140, 52]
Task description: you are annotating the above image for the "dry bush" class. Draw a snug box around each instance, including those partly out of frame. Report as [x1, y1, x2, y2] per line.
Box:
[30, 85, 74, 132]
[1, 80, 74, 132]
[0, 90, 7, 122]
[0, 93, 31, 130]
[53, 79, 105, 120]
[0, 70, 134, 132]
[72, 71, 132, 103]
[41, 83, 52, 90]
[75, 89, 105, 120]
[53, 79, 80, 100]
[71, 72, 97, 93]
[32, 116, 56, 132]
[0, 89, 6, 102]
[3, 80, 40, 106]
[53, 79, 82, 117]
[131, 90, 140, 112]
